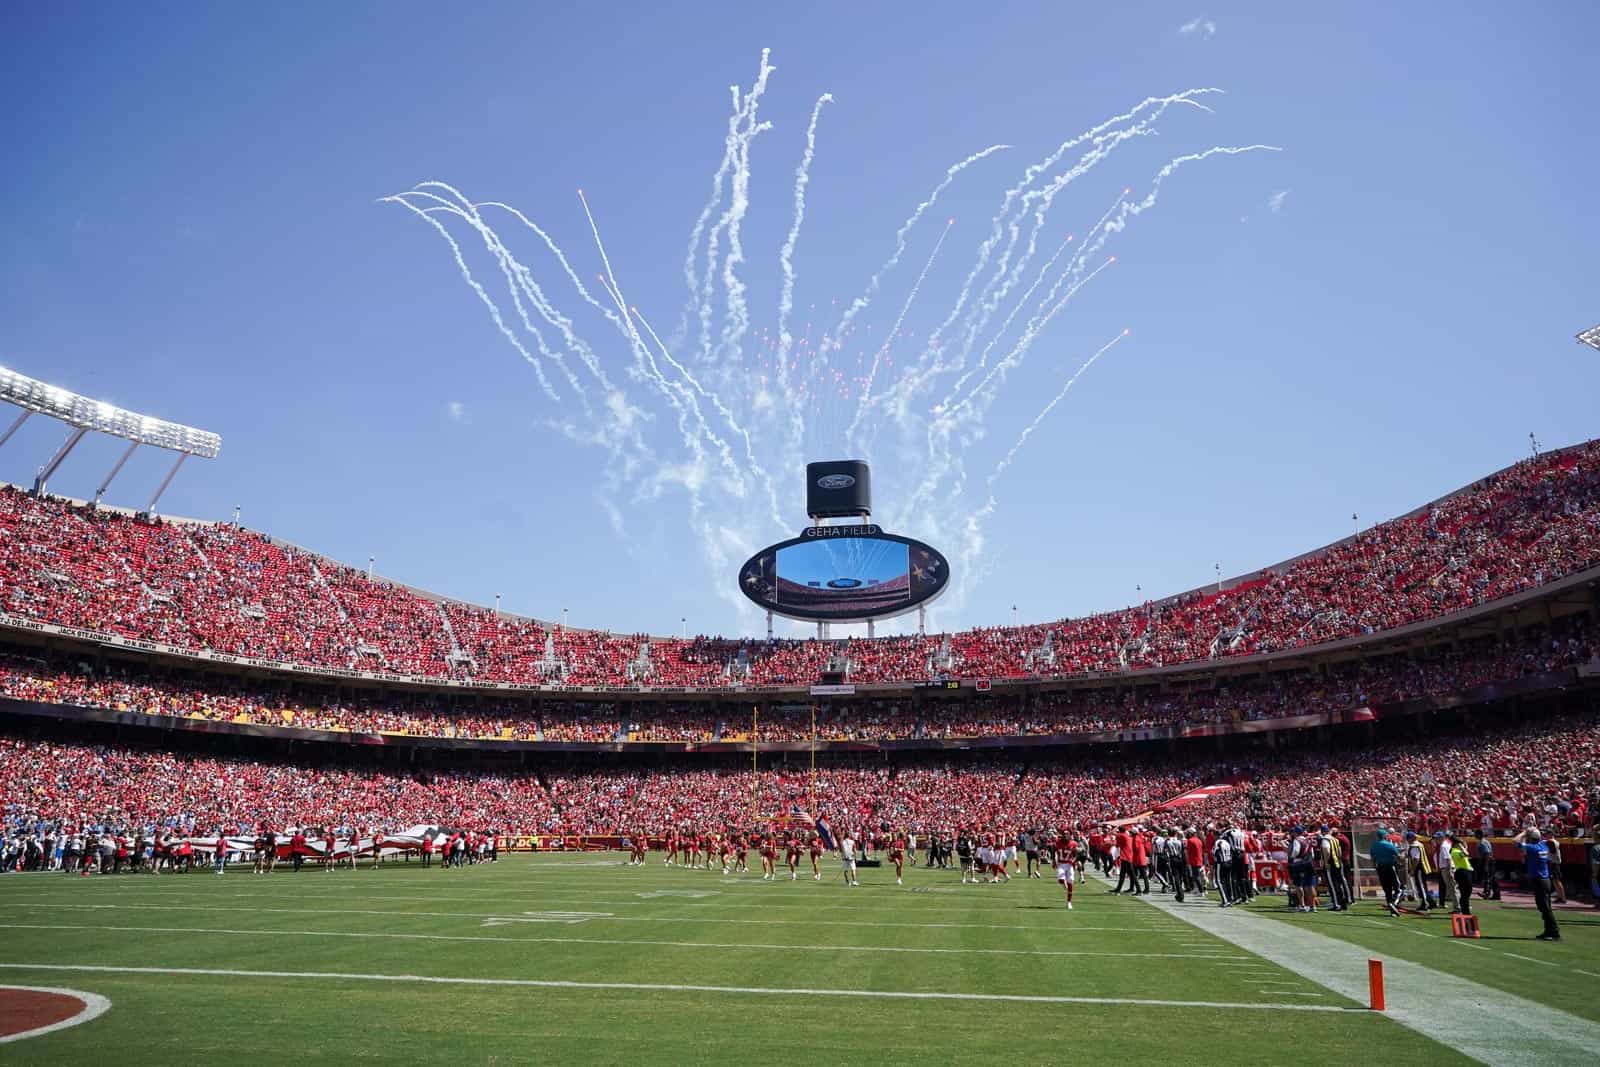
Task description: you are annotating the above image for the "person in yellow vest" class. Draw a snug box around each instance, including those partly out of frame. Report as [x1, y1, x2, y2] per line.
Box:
[1404, 830, 1434, 912]
[1447, 834, 1475, 915]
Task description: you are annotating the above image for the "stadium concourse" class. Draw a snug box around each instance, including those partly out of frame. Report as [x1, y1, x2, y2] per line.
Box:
[2, 440, 1600, 1065]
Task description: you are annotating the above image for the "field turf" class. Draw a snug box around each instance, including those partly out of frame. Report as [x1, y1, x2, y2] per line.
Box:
[0, 852, 1593, 1064]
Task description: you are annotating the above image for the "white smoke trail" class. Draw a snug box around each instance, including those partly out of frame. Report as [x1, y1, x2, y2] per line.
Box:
[379, 194, 561, 402]
[844, 216, 954, 452]
[696, 51, 776, 368]
[388, 52, 1279, 633]
[400, 191, 592, 411]
[938, 224, 1080, 407]
[632, 306, 786, 532]
[954, 145, 1279, 421]
[675, 60, 760, 345]
[578, 188, 748, 498]
[410, 184, 620, 395]
[952, 329, 1128, 602]
[816, 143, 1010, 366]
[913, 91, 1219, 384]
[776, 93, 832, 386]
[903, 144, 1277, 529]
[715, 81, 776, 369]
[988, 329, 1127, 490]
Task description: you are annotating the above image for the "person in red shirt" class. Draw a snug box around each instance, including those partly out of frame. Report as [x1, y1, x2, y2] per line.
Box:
[290, 828, 307, 872]
[808, 833, 823, 881]
[1113, 828, 1137, 893]
[755, 831, 774, 883]
[1052, 834, 1079, 909]
[1135, 830, 1152, 894]
[1184, 827, 1207, 898]
[890, 831, 907, 886]
[785, 835, 801, 881]
[323, 829, 336, 873]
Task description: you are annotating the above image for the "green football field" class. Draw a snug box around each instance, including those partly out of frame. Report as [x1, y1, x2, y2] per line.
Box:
[1, 852, 1595, 1064]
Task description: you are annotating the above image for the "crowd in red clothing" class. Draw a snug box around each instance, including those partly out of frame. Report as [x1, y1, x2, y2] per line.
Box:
[4, 704, 1594, 841]
[2, 443, 1598, 688]
[1180, 711, 1600, 836]
[2, 614, 1591, 744]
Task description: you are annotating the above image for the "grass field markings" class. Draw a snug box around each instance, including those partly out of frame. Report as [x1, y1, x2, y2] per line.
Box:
[169, 887, 1203, 920]
[1114, 876, 1600, 1065]
[0, 901, 1194, 934]
[0, 962, 1372, 1012]
[0, 922, 1250, 960]
[1500, 952, 1559, 968]
[0, 985, 112, 1044]
[1577, 969, 1600, 980]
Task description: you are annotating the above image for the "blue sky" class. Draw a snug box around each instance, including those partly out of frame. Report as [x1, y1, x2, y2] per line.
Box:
[2, 4, 1596, 638]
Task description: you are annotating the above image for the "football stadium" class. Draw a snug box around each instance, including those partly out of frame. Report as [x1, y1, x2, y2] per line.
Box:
[3, 8, 1599, 1066]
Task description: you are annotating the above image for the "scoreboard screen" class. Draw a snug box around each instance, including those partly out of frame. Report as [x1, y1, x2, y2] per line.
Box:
[738, 529, 949, 622]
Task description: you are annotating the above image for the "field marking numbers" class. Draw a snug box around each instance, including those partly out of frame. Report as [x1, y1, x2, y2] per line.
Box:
[480, 911, 612, 926]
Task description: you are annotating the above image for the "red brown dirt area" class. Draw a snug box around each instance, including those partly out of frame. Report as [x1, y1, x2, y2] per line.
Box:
[0, 987, 104, 1042]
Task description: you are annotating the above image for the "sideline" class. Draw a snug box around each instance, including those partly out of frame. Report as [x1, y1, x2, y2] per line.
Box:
[0, 962, 1366, 1012]
[1119, 878, 1600, 1066]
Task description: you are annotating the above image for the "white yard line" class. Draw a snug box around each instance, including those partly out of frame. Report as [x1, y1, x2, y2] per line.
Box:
[1500, 953, 1558, 968]
[0, 901, 1171, 934]
[0, 962, 1366, 1012]
[1120, 882, 1600, 1066]
[4, 885, 1195, 921]
[0, 922, 1245, 960]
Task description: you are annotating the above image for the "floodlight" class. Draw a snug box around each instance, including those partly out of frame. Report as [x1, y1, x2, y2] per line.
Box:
[0, 363, 221, 458]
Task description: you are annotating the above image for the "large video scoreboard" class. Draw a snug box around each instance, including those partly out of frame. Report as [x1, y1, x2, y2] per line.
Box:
[738, 523, 949, 623]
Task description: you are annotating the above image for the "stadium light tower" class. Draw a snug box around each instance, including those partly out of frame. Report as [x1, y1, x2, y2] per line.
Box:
[1578, 323, 1600, 353]
[0, 362, 221, 513]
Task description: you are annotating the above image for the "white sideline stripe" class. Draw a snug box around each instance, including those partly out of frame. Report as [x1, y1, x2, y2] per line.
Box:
[0, 923, 1245, 960]
[0, 902, 1169, 934]
[1114, 876, 1600, 1066]
[0, 985, 112, 1044]
[0, 963, 1365, 1012]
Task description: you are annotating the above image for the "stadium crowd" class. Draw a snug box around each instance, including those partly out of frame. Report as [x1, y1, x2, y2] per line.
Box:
[1, 614, 1591, 743]
[1, 442, 1596, 687]
[4, 706, 1594, 854]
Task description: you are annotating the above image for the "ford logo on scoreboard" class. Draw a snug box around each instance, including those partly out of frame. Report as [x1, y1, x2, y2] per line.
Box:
[737, 528, 949, 623]
[816, 474, 856, 490]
